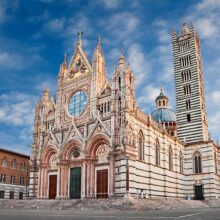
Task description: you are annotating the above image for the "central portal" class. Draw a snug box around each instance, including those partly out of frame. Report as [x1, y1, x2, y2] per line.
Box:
[70, 167, 81, 199]
[96, 169, 108, 198]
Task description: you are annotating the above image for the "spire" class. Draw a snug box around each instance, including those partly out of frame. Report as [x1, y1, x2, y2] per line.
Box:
[77, 31, 83, 47]
[42, 86, 49, 102]
[180, 21, 190, 36]
[97, 35, 101, 50]
[64, 52, 67, 64]
[127, 63, 131, 72]
[113, 64, 117, 80]
[118, 51, 125, 69]
[62, 52, 67, 70]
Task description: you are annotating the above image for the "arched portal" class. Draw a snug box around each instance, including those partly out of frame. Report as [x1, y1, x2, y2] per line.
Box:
[39, 145, 58, 199]
[60, 139, 82, 199]
[86, 134, 112, 198]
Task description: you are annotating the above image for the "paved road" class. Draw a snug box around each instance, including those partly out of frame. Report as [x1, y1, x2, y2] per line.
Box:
[0, 208, 220, 220]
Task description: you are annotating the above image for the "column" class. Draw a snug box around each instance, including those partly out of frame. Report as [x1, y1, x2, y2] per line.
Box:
[109, 154, 114, 197]
[81, 161, 86, 199]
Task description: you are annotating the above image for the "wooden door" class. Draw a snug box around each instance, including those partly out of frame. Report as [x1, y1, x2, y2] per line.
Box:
[194, 185, 204, 200]
[49, 175, 57, 199]
[70, 167, 81, 199]
[96, 169, 108, 198]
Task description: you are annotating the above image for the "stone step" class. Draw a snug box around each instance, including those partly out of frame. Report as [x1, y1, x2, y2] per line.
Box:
[0, 198, 213, 210]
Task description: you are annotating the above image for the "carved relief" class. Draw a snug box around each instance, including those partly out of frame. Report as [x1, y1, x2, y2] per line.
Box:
[96, 144, 109, 164]
[49, 153, 57, 164]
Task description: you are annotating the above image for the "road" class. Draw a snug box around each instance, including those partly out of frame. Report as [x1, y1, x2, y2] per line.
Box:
[0, 207, 220, 220]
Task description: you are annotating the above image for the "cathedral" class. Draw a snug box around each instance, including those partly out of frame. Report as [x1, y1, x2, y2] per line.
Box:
[30, 22, 220, 200]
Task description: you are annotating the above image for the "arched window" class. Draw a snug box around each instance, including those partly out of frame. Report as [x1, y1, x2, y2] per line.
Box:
[21, 162, 26, 171]
[155, 139, 160, 166]
[169, 146, 173, 170]
[2, 157, 7, 167]
[179, 151, 184, 174]
[12, 159, 17, 169]
[138, 131, 144, 161]
[118, 77, 121, 91]
[194, 152, 202, 174]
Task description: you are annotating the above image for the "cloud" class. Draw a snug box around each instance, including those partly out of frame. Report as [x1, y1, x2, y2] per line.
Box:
[150, 20, 173, 82]
[0, 92, 37, 126]
[41, 0, 55, 3]
[99, 0, 120, 8]
[0, 51, 26, 70]
[27, 10, 50, 23]
[195, 18, 218, 39]
[0, 0, 19, 23]
[196, 0, 220, 10]
[42, 15, 92, 50]
[211, 91, 220, 103]
[127, 43, 151, 87]
[0, 1, 6, 23]
[44, 18, 65, 32]
[103, 12, 139, 44]
[186, 0, 220, 43]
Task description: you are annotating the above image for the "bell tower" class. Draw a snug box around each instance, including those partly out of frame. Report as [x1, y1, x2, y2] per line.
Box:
[172, 22, 209, 143]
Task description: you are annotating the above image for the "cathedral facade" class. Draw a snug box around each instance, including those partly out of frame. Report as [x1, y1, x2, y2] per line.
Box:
[30, 23, 220, 200]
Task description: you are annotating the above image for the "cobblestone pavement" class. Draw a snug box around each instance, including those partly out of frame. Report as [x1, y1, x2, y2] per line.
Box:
[0, 208, 220, 220]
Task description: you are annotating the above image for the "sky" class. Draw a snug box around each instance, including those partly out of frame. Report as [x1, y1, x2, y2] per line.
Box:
[0, 0, 220, 155]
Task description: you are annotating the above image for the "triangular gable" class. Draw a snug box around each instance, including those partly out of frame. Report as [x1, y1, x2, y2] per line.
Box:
[43, 131, 58, 148]
[87, 115, 111, 141]
[62, 120, 84, 147]
[65, 45, 92, 81]
[100, 79, 112, 96]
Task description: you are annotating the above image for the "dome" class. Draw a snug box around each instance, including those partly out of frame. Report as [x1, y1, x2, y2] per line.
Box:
[151, 108, 176, 123]
[155, 90, 169, 102]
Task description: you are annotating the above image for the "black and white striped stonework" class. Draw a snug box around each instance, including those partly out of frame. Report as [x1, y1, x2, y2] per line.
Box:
[172, 23, 209, 144]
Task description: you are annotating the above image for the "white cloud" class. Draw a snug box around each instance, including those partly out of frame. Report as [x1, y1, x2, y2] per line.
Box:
[211, 91, 220, 103]
[0, 0, 19, 23]
[195, 18, 218, 39]
[127, 43, 151, 87]
[186, 0, 220, 42]
[0, 51, 25, 70]
[44, 18, 65, 32]
[0, 92, 37, 126]
[0, 1, 6, 23]
[103, 12, 139, 43]
[99, 0, 120, 8]
[196, 0, 220, 10]
[138, 84, 160, 104]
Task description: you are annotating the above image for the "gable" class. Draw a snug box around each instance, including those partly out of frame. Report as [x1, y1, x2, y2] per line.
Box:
[65, 46, 92, 82]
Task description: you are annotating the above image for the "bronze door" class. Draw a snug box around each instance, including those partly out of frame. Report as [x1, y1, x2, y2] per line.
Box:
[194, 185, 204, 200]
[70, 167, 81, 199]
[96, 169, 108, 198]
[49, 175, 57, 199]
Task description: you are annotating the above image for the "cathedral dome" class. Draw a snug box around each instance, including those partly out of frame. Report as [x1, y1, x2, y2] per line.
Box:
[151, 108, 176, 123]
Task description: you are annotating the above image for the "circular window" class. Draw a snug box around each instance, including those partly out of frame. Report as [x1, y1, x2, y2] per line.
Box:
[69, 91, 87, 116]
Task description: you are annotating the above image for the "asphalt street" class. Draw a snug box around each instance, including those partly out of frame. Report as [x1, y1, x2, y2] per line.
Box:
[0, 208, 220, 220]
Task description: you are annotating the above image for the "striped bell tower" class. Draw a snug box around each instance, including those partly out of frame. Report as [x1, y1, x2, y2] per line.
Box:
[172, 22, 209, 144]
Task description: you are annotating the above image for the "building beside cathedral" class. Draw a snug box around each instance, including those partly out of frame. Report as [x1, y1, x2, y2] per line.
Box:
[30, 22, 220, 200]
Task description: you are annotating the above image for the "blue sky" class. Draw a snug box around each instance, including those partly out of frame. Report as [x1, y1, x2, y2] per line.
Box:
[0, 0, 220, 155]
